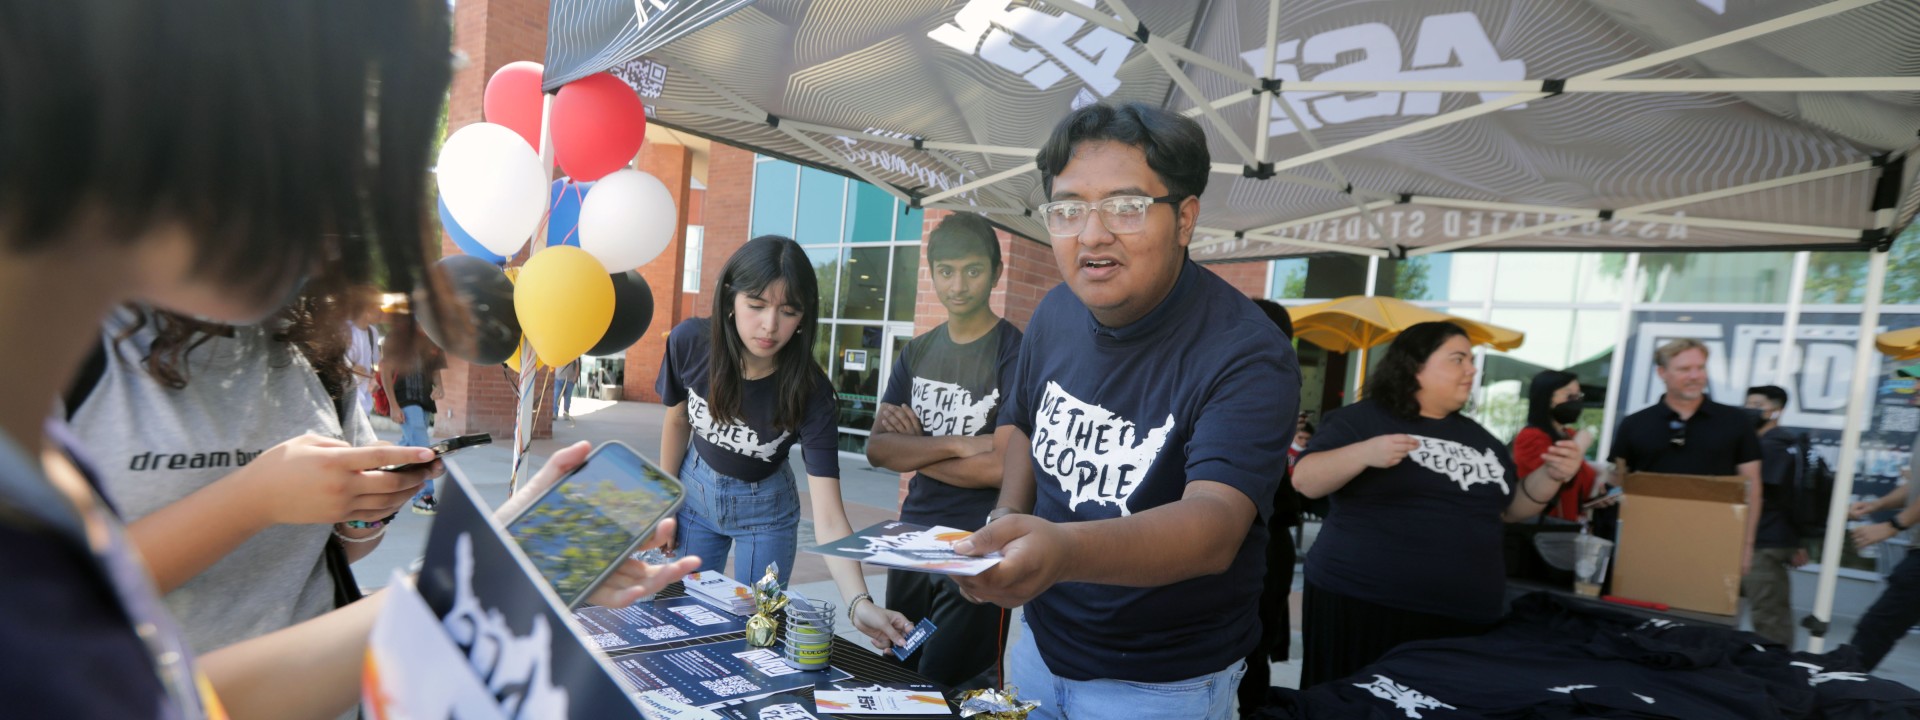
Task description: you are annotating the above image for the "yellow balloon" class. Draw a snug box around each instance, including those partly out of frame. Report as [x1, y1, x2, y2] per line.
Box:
[515, 246, 614, 366]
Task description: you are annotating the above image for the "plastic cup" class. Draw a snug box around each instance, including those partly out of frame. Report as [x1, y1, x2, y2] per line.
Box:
[1573, 534, 1615, 597]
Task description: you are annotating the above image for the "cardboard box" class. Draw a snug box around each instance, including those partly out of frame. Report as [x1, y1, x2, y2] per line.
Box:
[1611, 472, 1749, 616]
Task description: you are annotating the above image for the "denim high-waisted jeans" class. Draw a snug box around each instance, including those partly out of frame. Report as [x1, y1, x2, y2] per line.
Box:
[673, 449, 800, 586]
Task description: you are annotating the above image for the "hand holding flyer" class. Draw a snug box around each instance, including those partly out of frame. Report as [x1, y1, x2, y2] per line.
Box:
[808, 520, 1005, 576]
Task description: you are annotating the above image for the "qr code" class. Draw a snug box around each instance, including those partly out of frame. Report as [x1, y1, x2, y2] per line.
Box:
[700, 676, 761, 697]
[639, 625, 688, 641]
[588, 632, 625, 649]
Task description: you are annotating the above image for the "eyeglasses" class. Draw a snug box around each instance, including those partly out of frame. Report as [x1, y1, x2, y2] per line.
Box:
[1036, 194, 1186, 237]
[1667, 418, 1688, 447]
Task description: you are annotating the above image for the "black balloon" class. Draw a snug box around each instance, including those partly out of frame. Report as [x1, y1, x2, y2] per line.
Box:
[586, 271, 654, 357]
[417, 255, 521, 365]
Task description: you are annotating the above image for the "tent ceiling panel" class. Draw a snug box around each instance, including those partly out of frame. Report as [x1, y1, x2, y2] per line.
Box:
[555, 0, 1920, 261]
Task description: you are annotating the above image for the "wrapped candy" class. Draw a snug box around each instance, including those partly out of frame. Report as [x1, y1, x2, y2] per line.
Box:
[956, 687, 1038, 719]
[745, 563, 788, 647]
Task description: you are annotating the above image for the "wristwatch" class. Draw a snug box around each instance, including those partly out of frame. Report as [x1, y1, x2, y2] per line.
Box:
[985, 507, 1019, 526]
[1891, 516, 1911, 533]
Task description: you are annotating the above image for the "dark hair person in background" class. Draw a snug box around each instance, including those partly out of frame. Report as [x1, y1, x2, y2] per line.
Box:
[1514, 370, 1609, 523]
[1242, 298, 1302, 717]
[1293, 322, 1582, 687]
[1742, 384, 1809, 646]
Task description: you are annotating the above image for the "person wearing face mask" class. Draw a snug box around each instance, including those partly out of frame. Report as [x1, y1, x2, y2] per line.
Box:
[1513, 370, 1609, 523]
[1292, 420, 1315, 467]
[1743, 384, 1808, 646]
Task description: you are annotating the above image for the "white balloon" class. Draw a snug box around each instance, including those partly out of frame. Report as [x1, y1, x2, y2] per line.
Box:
[435, 122, 546, 258]
[577, 169, 677, 272]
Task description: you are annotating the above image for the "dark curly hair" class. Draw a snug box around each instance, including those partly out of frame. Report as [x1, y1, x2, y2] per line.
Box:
[1366, 321, 1470, 421]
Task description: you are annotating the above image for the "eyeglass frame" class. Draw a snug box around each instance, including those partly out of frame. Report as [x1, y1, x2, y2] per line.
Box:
[1035, 193, 1188, 237]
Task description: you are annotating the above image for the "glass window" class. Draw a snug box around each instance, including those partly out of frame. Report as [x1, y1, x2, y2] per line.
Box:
[1639, 252, 1794, 304]
[844, 183, 895, 244]
[812, 322, 834, 379]
[681, 226, 704, 293]
[795, 168, 845, 245]
[896, 206, 925, 241]
[830, 323, 883, 432]
[1389, 255, 1451, 301]
[837, 247, 890, 321]
[1891, 225, 1920, 305]
[1269, 258, 1308, 299]
[1575, 253, 1628, 303]
[889, 245, 920, 323]
[808, 247, 841, 318]
[750, 161, 797, 238]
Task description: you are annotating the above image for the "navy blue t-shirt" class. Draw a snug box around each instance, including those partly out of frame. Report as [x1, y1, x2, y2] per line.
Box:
[656, 319, 839, 481]
[997, 261, 1300, 683]
[880, 319, 1022, 531]
[1302, 398, 1520, 624]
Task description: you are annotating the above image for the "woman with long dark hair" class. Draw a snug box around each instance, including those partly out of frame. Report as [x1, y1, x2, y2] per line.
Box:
[658, 235, 912, 651]
[1292, 322, 1584, 687]
[1515, 370, 1607, 523]
[0, 3, 695, 716]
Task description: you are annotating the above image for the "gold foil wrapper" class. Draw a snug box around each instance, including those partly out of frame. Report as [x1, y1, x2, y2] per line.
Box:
[957, 687, 1039, 719]
[745, 563, 789, 648]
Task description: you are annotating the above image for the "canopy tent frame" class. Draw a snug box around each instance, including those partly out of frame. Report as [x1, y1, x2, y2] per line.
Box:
[548, 0, 1920, 649]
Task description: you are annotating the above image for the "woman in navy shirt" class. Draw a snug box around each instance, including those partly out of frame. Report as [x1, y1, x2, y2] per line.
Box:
[1293, 322, 1583, 687]
[657, 235, 911, 652]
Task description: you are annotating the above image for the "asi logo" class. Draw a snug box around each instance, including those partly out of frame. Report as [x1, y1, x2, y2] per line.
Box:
[929, 0, 1133, 109]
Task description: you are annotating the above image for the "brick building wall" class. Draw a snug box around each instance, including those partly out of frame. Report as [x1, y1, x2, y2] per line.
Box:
[1204, 259, 1271, 299]
[697, 144, 755, 316]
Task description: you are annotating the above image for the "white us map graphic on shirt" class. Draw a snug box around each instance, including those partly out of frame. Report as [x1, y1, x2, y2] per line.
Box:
[685, 390, 787, 461]
[1030, 382, 1175, 516]
[1355, 675, 1455, 718]
[1407, 435, 1509, 494]
[910, 378, 999, 437]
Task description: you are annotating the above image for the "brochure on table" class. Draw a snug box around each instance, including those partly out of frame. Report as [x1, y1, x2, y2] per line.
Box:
[576, 596, 749, 653]
[808, 521, 1003, 576]
[366, 464, 646, 718]
[813, 682, 951, 715]
[610, 639, 851, 708]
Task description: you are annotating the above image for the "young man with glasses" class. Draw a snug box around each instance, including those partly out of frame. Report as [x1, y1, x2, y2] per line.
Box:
[952, 102, 1300, 719]
[1608, 338, 1763, 574]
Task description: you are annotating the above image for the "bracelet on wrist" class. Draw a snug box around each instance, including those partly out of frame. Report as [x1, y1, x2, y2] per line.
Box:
[847, 592, 873, 623]
[345, 511, 400, 530]
[1891, 516, 1911, 532]
[334, 524, 389, 544]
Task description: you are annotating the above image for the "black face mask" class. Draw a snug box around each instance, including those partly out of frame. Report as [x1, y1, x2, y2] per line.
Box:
[1550, 400, 1584, 425]
[1747, 406, 1772, 429]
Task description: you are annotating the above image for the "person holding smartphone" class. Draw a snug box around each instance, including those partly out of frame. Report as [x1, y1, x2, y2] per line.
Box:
[657, 235, 912, 652]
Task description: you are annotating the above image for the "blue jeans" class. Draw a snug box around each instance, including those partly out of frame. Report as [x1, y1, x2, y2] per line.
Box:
[553, 378, 575, 417]
[1008, 615, 1244, 720]
[673, 449, 800, 586]
[400, 405, 433, 499]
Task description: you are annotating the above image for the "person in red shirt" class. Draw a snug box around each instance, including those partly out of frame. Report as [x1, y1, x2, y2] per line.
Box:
[1513, 370, 1613, 522]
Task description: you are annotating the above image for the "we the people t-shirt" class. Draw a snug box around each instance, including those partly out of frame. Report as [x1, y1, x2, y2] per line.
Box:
[1302, 398, 1520, 623]
[656, 319, 839, 481]
[998, 261, 1300, 683]
[881, 319, 1022, 531]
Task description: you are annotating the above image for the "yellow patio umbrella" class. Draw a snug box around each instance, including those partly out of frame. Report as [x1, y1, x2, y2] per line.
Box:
[1287, 295, 1526, 396]
[1875, 327, 1920, 362]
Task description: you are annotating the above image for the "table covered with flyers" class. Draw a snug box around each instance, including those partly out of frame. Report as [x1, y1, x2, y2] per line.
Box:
[1255, 592, 1920, 719]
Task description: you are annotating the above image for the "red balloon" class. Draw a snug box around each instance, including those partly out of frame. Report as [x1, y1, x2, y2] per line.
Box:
[551, 73, 647, 182]
[484, 61, 546, 149]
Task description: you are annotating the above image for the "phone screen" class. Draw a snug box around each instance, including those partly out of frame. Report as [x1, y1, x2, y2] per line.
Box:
[507, 443, 683, 606]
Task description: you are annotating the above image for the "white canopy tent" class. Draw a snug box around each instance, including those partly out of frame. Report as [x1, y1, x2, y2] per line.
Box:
[543, 0, 1920, 649]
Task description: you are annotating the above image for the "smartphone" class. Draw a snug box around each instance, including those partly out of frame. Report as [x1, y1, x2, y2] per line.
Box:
[1582, 486, 1624, 509]
[378, 432, 492, 472]
[507, 441, 685, 608]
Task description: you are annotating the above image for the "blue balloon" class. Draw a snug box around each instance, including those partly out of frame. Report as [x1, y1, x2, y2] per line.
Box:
[438, 196, 507, 264]
[547, 178, 594, 248]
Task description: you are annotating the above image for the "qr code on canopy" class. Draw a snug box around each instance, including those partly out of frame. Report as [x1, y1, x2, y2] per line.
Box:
[700, 676, 761, 697]
[588, 632, 625, 649]
[638, 625, 688, 641]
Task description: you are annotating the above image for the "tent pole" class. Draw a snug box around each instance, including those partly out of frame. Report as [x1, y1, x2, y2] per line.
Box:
[1597, 253, 1641, 462]
[1255, 0, 1281, 165]
[1779, 251, 1811, 383]
[1808, 248, 1890, 653]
